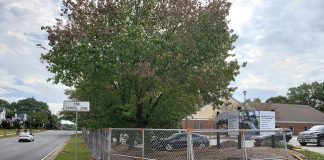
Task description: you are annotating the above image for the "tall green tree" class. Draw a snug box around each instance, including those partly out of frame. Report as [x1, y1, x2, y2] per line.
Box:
[287, 82, 324, 111]
[0, 99, 15, 118]
[15, 98, 49, 113]
[253, 98, 262, 103]
[265, 95, 289, 103]
[244, 98, 261, 103]
[40, 0, 243, 128]
[0, 99, 9, 107]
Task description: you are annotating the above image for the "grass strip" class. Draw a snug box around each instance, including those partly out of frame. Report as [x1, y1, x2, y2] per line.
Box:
[55, 134, 93, 160]
[297, 149, 324, 159]
[0, 129, 17, 135]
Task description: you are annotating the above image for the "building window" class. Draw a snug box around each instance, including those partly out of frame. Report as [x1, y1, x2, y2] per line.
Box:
[304, 126, 308, 131]
[289, 125, 294, 133]
[194, 123, 202, 129]
[275, 125, 279, 128]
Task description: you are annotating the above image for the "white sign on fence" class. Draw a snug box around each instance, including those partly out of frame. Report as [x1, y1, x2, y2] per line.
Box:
[228, 111, 239, 136]
[259, 111, 275, 136]
[63, 101, 90, 112]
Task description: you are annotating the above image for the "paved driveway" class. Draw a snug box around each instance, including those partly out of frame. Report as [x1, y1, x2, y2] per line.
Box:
[289, 136, 324, 155]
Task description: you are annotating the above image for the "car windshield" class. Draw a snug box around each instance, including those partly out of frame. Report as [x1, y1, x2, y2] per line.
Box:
[308, 126, 324, 131]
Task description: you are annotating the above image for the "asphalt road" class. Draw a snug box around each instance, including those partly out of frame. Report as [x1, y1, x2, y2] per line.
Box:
[0, 130, 74, 160]
[289, 136, 324, 155]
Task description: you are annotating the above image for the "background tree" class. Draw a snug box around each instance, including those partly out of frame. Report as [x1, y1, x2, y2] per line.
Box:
[287, 82, 324, 111]
[40, 0, 243, 128]
[0, 99, 9, 107]
[29, 110, 50, 129]
[15, 98, 48, 113]
[252, 98, 262, 103]
[0, 99, 15, 118]
[0, 97, 58, 129]
[265, 95, 289, 103]
[266, 82, 324, 112]
[0, 120, 11, 129]
[245, 98, 261, 103]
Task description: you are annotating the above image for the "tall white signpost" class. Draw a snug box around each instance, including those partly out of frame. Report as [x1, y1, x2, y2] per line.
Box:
[63, 101, 90, 160]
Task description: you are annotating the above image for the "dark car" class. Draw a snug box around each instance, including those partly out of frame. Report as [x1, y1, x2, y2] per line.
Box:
[152, 133, 210, 151]
[297, 125, 324, 146]
[254, 128, 292, 146]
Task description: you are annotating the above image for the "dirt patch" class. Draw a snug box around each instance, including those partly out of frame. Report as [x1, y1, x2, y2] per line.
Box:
[110, 144, 306, 160]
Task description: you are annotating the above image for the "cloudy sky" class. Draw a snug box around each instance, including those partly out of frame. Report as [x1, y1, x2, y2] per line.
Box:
[0, 0, 324, 113]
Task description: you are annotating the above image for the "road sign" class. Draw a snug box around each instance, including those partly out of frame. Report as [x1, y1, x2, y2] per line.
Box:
[63, 100, 90, 160]
[63, 101, 90, 112]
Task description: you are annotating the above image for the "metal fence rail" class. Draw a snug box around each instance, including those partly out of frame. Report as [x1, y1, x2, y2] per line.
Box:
[82, 128, 291, 160]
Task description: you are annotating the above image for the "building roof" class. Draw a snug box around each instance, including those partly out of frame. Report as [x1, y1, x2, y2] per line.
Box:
[191, 104, 218, 120]
[188, 97, 241, 120]
[246, 103, 324, 124]
[17, 113, 27, 120]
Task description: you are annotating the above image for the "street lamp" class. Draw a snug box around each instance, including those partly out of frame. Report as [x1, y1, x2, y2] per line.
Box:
[243, 90, 247, 109]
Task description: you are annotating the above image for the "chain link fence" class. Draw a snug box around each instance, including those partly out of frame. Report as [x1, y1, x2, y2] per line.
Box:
[82, 128, 293, 160]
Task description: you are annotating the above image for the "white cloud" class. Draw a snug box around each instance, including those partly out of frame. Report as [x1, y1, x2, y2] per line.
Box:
[1, 0, 324, 107]
[229, 0, 324, 101]
[47, 102, 63, 115]
[0, 0, 68, 107]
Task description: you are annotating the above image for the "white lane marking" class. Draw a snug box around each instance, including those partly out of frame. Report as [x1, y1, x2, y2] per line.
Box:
[40, 136, 71, 160]
[13, 147, 21, 151]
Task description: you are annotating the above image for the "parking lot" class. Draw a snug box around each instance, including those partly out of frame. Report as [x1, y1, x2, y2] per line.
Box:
[289, 136, 324, 154]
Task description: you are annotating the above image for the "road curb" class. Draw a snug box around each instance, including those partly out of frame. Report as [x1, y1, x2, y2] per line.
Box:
[41, 135, 71, 160]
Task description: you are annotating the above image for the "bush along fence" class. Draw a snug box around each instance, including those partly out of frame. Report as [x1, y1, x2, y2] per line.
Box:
[82, 128, 291, 160]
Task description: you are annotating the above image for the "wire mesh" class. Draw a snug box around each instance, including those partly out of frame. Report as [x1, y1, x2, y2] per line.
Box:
[82, 128, 290, 160]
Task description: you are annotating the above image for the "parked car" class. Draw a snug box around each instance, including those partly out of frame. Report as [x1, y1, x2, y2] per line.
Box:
[254, 128, 292, 146]
[18, 132, 34, 142]
[152, 133, 210, 151]
[297, 125, 324, 146]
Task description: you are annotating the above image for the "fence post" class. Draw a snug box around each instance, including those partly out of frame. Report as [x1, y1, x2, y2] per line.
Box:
[108, 128, 112, 160]
[100, 129, 103, 160]
[186, 128, 194, 160]
[216, 132, 220, 148]
[187, 129, 190, 160]
[238, 132, 241, 149]
[242, 131, 247, 160]
[141, 128, 145, 160]
[283, 131, 288, 159]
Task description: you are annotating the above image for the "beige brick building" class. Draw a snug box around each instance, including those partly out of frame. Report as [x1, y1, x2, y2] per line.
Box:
[181, 97, 240, 129]
[181, 99, 324, 135]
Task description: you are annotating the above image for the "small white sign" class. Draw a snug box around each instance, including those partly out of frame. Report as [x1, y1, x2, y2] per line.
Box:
[228, 111, 239, 136]
[259, 111, 275, 136]
[63, 101, 90, 112]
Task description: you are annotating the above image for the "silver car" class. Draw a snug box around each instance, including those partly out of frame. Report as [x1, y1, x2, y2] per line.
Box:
[18, 132, 34, 142]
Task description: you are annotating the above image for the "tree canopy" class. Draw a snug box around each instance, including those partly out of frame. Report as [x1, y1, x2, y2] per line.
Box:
[0, 99, 9, 107]
[265, 95, 288, 103]
[266, 82, 324, 112]
[0, 98, 59, 129]
[287, 82, 324, 111]
[41, 0, 243, 128]
[245, 97, 262, 103]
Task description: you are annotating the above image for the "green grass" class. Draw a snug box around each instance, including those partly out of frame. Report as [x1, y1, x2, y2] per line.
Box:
[0, 129, 18, 139]
[296, 149, 324, 160]
[0, 129, 17, 135]
[55, 134, 93, 160]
